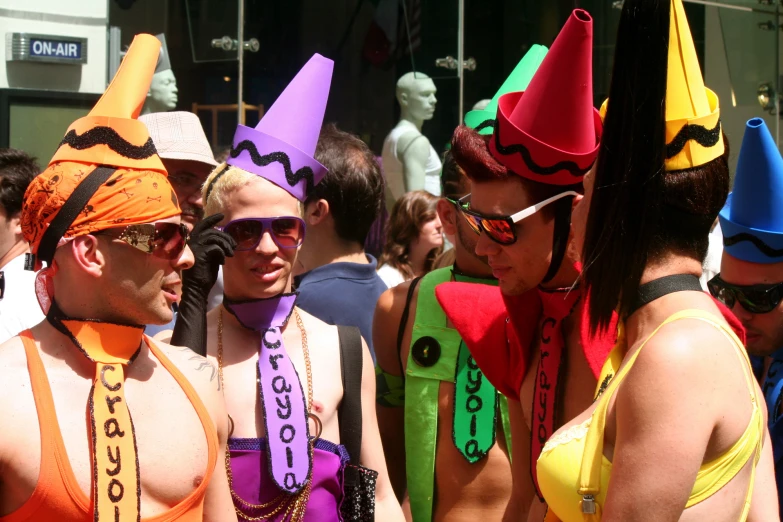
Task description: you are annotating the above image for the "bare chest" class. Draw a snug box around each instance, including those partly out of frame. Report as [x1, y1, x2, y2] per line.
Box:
[519, 323, 596, 432]
[0, 354, 208, 518]
[217, 330, 344, 444]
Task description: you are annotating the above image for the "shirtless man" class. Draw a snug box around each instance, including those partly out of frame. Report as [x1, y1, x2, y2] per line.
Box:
[0, 34, 233, 522]
[374, 150, 513, 521]
[194, 54, 403, 521]
[434, 13, 614, 521]
[372, 45, 553, 520]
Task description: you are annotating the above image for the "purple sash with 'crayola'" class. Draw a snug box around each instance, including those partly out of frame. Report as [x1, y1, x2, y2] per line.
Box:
[223, 293, 312, 494]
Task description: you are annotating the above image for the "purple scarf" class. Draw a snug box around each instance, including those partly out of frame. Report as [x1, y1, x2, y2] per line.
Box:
[223, 292, 312, 494]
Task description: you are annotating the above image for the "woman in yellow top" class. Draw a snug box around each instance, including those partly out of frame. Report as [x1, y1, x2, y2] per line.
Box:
[536, 0, 779, 521]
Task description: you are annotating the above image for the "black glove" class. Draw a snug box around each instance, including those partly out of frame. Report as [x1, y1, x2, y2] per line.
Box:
[171, 213, 236, 355]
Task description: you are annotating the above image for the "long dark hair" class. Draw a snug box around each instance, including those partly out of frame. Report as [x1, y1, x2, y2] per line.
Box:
[379, 190, 442, 280]
[582, 0, 729, 334]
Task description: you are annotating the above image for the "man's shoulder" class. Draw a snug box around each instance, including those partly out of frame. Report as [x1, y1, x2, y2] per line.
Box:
[376, 279, 420, 323]
[0, 334, 28, 377]
[149, 338, 221, 394]
[295, 307, 339, 335]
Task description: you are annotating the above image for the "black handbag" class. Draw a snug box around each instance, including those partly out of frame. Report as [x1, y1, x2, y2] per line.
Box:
[337, 326, 378, 522]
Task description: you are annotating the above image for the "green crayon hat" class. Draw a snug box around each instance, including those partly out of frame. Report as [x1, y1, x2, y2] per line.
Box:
[464, 44, 548, 135]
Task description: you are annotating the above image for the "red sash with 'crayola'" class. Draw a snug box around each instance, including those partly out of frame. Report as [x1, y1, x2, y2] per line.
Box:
[530, 288, 581, 500]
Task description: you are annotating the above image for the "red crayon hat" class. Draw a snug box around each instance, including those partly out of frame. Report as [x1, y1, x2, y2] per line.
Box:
[489, 9, 602, 186]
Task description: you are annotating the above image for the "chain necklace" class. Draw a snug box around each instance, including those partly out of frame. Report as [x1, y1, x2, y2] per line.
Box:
[218, 307, 316, 521]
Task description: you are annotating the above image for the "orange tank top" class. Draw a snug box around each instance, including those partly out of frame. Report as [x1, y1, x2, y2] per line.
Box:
[0, 330, 218, 522]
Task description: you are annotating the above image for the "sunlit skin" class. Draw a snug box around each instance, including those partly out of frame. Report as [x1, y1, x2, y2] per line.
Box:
[550, 166, 780, 521]
[571, 164, 593, 259]
[219, 177, 300, 300]
[460, 173, 594, 521]
[62, 215, 194, 326]
[470, 177, 578, 294]
[207, 175, 405, 521]
[436, 196, 490, 275]
[0, 215, 236, 520]
[720, 252, 783, 357]
[374, 193, 511, 522]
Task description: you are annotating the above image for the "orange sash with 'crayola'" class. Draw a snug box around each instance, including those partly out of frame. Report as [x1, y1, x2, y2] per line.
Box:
[57, 318, 144, 522]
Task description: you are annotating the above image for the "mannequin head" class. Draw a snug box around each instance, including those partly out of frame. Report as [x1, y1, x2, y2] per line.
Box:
[471, 99, 491, 112]
[142, 70, 178, 114]
[396, 72, 437, 126]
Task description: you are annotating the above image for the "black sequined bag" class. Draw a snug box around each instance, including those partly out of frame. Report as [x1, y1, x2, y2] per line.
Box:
[337, 326, 378, 521]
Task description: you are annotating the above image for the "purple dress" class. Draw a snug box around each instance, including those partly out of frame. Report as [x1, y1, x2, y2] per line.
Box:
[229, 437, 350, 521]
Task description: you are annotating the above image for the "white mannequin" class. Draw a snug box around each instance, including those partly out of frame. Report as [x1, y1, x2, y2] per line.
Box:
[141, 34, 178, 115]
[141, 70, 178, 114]
[382, 72, 442, 209]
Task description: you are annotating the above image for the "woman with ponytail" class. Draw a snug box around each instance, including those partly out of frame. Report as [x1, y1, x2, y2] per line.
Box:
[535, 1, 778, 520]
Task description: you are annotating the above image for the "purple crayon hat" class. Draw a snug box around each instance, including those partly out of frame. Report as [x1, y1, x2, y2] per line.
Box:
[226, 53, 334, 201]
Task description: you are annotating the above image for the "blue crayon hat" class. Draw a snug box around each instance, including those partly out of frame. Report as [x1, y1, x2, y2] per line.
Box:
[719, 117, 783, 263]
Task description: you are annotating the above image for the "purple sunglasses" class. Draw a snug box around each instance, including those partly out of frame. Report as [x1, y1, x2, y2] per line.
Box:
[220, 217, 306, 251]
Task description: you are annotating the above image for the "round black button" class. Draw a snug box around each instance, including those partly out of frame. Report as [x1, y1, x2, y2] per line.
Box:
[411, 336, 441, 367]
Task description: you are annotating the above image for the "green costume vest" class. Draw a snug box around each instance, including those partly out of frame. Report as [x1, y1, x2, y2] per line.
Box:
[404, 267, 512, 521]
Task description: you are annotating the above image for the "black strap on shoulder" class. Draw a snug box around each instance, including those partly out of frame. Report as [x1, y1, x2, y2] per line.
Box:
[542, 196, 575, 284]
[337, 325, 363, 464]
[396, 276, 423, 377]
[36, 166, 118, 267]
[629, 274, 703, 316]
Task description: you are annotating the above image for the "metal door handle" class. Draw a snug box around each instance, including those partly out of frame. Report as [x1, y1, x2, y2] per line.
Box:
[435, 55, 476, 71]
[211, 36, 260, 52]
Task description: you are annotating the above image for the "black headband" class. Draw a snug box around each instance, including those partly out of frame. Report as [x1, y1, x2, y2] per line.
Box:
[31, 166, 118, 270]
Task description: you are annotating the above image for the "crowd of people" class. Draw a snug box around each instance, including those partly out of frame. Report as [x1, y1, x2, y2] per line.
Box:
[2, 0, 783, 521]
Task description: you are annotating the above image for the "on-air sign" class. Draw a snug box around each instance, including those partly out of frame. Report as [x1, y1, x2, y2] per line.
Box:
[6, 33, 88, 65]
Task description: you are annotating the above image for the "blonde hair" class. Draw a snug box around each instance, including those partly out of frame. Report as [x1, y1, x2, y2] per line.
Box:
[202, 163, 256, 216]
[202, 162, 304, 217]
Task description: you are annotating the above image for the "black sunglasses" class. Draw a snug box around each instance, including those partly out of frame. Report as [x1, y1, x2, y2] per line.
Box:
[707, 274, 783, 314]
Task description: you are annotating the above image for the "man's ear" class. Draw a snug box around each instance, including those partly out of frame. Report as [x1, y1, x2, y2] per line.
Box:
[399, 91, 409, 108]
[9, 212, 21, 236]
[69, 235, 106, 278]
[305, 199, 330, 227]
[436, 199, 458, 237]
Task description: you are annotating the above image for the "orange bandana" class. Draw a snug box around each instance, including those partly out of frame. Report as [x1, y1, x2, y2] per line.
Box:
[19, 34, 180, 522]
[20, 33, 180, 270]
[21, 164, 180, 260]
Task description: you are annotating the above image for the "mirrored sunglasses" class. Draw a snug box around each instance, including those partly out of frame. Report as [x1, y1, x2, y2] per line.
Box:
[97, 222, 189, 260]
[221, 217, 306, 251]
[459, 191, 579, 245]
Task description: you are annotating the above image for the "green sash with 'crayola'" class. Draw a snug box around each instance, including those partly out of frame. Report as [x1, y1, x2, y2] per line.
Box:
[404, 267, 512, 521]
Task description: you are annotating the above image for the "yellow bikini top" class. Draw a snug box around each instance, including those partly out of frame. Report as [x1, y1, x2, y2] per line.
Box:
[537, 309, 763, 522]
